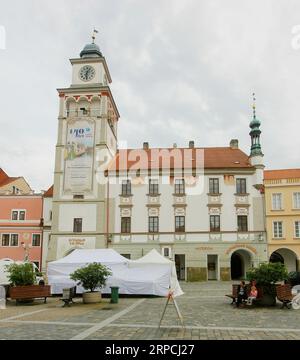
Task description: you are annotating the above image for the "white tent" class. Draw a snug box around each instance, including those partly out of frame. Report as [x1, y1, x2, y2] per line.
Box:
[129, 249, 184, 297]
[47, 248, 183, 297]
[47, 249, 129, 294]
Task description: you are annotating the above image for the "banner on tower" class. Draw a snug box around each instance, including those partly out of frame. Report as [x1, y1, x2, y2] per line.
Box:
[64, 119, 95, 192]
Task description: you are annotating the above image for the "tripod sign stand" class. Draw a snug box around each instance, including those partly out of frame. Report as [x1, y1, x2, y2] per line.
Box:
[158, 290, 185, 329]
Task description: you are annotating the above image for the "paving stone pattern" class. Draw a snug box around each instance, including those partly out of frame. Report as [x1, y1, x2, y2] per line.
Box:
[0, 282, 299, 340]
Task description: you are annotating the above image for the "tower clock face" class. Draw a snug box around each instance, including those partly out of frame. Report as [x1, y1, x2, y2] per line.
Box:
[79, 65, 96, 82]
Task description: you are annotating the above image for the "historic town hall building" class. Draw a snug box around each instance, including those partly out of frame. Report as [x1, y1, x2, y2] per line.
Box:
[46, 39, 268, 281]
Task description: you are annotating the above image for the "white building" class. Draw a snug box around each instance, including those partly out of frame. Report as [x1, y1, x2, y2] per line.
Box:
[47, 39, 268, 281]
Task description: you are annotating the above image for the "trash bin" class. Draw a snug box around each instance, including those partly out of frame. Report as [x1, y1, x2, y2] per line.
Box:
[110, 286, 119, 304]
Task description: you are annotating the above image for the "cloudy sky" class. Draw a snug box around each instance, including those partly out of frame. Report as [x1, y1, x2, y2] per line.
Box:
[0, 0, 299, 191]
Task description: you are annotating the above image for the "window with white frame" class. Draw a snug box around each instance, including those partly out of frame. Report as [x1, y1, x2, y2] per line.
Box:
[293, 193, 300, 209]
[175, 179, 185, 195]
[163, 247, 171, 258]
[11, 210, 26, 220]
[73, 218, 82, 233]
[273, 221, 283, 238]
[209, 178, 219, 194]
[149, 179, 159, 195]
[1, 234, 9, 246]
[121, 217, 131, 233]
[32, 234, 41, 246]
[175, 216, 185, 232]
[121, 180, 131, 196]
[149, 216, 159, 233]
[10, 234, 18, 246]
[272, 193, 282, 210]
[1, 234, 18, 247]
[236, 178, 247, 194]
[295, 221, 300, 238]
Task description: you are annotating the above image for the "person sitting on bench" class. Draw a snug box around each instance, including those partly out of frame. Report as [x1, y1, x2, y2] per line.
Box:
[236, 281, 247, 308]
[246, 285, 258, 305]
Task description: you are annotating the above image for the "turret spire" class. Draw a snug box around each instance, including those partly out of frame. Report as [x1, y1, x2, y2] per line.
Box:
[249, 92, 263, 156]
[92, 28, 99, 44]
[252, 92, 256, 119]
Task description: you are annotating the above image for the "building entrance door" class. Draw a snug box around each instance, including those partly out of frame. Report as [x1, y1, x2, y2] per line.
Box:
[175, 254, 186, 280]
[231, 252, 243, 280]
[207, 255, 218, 280]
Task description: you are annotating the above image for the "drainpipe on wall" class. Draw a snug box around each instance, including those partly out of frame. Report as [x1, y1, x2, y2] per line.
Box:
[40, 195, 44, 272]
[106, 178, 110, 248]
[261, 188, 268, 263]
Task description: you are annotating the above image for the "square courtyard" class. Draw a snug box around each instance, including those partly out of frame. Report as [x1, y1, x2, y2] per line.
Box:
[1, 281, 300, 340]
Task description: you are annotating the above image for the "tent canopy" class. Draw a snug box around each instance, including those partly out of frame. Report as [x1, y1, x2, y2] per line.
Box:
[130, 249, 172, 266]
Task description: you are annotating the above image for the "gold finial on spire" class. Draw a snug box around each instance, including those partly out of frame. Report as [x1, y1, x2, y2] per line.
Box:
[252, 92, 256, 119]
[92, 28, 99, 44]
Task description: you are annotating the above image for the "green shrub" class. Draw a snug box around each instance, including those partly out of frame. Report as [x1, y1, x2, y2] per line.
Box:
[288, 271, 300, 286]
[70, 262, 112, 293]
[6, 263, 37, 286]
[246, 262, 288, 295]
[246, 262, 288, 285]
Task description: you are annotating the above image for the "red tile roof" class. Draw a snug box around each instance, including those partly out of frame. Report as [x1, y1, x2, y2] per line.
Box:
[0, 168, 21, 187]
[107, 147, 253, 172]
[44, 185, 53, 197]
[264, 169, 300, 180]
[0, 168, 9, 184]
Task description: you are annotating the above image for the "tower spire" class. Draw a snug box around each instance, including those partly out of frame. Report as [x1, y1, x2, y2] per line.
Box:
[92, 28, 99, 44]
[252, 92, 256, 119]
[249, 92, 263, 156]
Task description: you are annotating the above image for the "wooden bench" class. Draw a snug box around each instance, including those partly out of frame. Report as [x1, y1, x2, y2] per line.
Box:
[9, 285, 51, 305]
[60, 286, 76, 307]
[225, 284, 263, 306]
[225, 284, 239, 304]
[276, 284, 294, 309]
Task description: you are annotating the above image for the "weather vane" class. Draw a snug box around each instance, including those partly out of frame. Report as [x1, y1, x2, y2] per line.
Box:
[92, 28, 99, 44]
[252, 92, 256, 119]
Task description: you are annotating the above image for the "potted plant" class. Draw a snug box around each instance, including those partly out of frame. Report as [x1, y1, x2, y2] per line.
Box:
[6, 263, 51, 304]
[70, 262, 112, 304]
[246, 262, 288, 306]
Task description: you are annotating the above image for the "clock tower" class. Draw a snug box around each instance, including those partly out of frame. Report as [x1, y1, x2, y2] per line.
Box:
[47, 37, 119, 262]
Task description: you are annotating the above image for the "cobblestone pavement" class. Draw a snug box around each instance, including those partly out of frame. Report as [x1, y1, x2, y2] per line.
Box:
[0, 282, 300, 340]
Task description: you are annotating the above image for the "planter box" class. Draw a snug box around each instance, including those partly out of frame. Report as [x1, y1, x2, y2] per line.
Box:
[9, 285, 51, 305]
[83, 291, 101, 304]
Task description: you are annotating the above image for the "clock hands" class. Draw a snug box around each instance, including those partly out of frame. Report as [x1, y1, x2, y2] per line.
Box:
[80, 66, 94, 81]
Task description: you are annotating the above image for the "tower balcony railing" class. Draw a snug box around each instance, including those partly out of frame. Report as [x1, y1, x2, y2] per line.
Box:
[65, 108, 101, 118]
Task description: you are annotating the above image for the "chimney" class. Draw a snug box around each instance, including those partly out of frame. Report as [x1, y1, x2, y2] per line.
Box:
[189, 141, 195, 148]
[143, 142, 149, 150]
[173, 143, 177, 148]
[230, 139, 239, 149]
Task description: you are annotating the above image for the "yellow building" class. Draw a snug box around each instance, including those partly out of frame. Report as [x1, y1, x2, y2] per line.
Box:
[264, 169, 300, 272]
